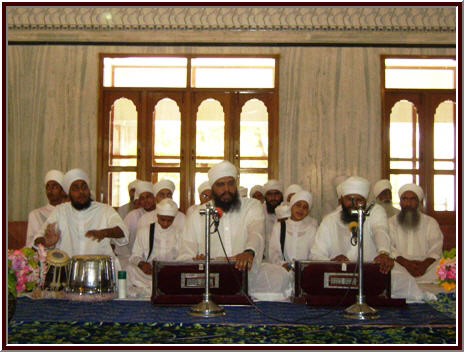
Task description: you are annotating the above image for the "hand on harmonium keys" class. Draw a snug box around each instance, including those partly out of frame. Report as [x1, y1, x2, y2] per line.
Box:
[331, 254, 350, 262]
[43, 223, 61, 247]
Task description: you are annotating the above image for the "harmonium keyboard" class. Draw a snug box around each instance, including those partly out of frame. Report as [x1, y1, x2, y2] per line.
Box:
[294, 260, 406, 307]
[151, 260, 251, 306]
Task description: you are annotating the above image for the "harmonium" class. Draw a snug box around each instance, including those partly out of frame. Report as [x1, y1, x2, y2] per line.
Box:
[294, 260, 406, 307]
[151, 260, 251, 306]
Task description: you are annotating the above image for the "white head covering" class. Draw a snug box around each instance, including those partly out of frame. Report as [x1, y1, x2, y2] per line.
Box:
[398, 183, 424, 202]
[135, 180, 154, 199]
[239, 186, 248, 198]
[63, 168, 90, 194]
[153, 179, 175, 197]
[263, 180, 283, 195]
[250, 185, 264, 197]
[333, 175, 348, 198]
[128, 180, 137, 192]
[289, 190, 313, 210]
[340, 176, 370, 199]
[284, 184, 303, 201]
[198, 181, 211, 195]
[156, 198, 178, 217]
[208, 161, 237, 186]
[373, 179, 392, 198]
[275, 203, 290, 220]
[44, 170, 65, 190]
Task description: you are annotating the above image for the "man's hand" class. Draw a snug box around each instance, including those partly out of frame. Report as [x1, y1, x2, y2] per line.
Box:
[282, 263, 292, 272]
[192, 254, 206, 261]
[85, 230, 107, 242]
[373, 253, 394, 274]
[138, 261, 152, 275]
[41, 223, 61, 247]
[396, 256, 422, 277]
[231, 251, 254, 271]
[331, 254, 349, 262]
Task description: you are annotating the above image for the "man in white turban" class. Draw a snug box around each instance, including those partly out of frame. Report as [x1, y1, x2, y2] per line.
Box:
[310, 176, 394, 275]
[262, 179, 284, 260]
[372, 179, 400, 218]
[387, 183, 443, 301]
[127, 198, 181, 297]
[137, 179, 185, 232]
[186, 181, 212, 217]
[178, 160, 265, 291]
[117, 179, 138, 220]
[250, 185, 265, 204]
[33, 168, 129, 271]
[26, 170, 67, 247]
[284, 184, 303, 203]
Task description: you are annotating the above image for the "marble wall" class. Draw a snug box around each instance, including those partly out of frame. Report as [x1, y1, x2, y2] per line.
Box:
[7, 45, 455, 221]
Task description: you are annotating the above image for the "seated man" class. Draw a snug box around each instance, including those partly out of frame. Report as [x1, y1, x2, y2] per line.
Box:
[26, 169, 67, 247]
[33, 168, 129, 271]
[127, 198, 181, 297]
[309, 176, 393, 275]
[372, 179, 400, 218]
[389, 184, 443, 298]
[262, 180, 284, 260]
[177, 160, 264, 285]
[117, 180, 138, 220]
[249, 185, 265, 204]
[186, 181, 212, 217]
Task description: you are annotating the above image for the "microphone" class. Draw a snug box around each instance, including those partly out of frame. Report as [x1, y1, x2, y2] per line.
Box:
[349, 221, 358, 246]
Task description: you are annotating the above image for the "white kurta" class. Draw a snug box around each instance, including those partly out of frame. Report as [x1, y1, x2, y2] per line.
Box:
[26, 203, 55, 247]
[127, 222, 180, 294]
[33, 201, 129, 271]
[116, 208, 148, 257]
[309, 204, 390, 262]
[117, 201, 134, 221]
[137, 209, 186, 232]
[177, 198, 265, 275]
[263, 203, 277, 261]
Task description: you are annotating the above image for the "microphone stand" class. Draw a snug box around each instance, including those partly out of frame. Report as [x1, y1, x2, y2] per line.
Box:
[189, 202, 225, 317]
[344, 203, 379, 320]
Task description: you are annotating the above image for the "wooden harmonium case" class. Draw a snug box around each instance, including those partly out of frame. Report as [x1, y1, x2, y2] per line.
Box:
[294, 261, 405, 307]
[151, 260, 251, 306]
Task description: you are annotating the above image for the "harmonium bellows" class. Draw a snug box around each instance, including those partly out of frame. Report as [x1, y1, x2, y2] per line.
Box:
[151, 260, 251, 306]
[294, 260, 406, 307]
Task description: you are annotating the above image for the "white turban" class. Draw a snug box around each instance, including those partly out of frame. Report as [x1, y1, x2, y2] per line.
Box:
[63, 169, 90, 194]
[239, 186, 248, 198]
[289, 190, 313, 210]
[372, 179, 392, 198]
[340, 176, 370, 199]
[275, 204, 290, 220]
[198, 181, 211, 195]
[128, 180, 137, 192]
[44, 170, 65, 190]
[153, 179, 175, 197]
[208, 161, 237, 186]
[250, 185, 264, 197]
[263, 180, 283, 195]
[284, 184, 303, 201]
[398, 183, 424, 202]
[135, 180, 154, 199]
[333, 175, 348, 198]
[156, 198, 178, 217]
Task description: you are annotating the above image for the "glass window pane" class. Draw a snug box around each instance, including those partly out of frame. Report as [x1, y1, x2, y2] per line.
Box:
[390, 174, 414, 208]
[192, 58, 275, 88]
[240, 99, 268, 169]
[153, 98, 181, 167]
[109, 172, 136, 207]
[194, 172, 210, 205]
[196, 99, 225, 168]
[434, 175, 455, 211]
[434, 161, 455, 170]
[104, 57, 187, 87]
[389, 100, 419, 159]
[110, 98, 137, 166]
[238, 173, 269, 196]
[390, 161, 414, 170]
[152, 172, 180, 207]
[434, 100, 455, 160]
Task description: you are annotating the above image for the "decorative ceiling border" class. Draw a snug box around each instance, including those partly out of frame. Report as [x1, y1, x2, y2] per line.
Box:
[7, 7, 456, 32]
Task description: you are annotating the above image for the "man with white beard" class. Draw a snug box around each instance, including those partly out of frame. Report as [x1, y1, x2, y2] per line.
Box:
[372, 179, 400, 218]
[389, 184, 443, 289]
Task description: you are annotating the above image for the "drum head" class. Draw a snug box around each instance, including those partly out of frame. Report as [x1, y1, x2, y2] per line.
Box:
[46, 249, 70, 266]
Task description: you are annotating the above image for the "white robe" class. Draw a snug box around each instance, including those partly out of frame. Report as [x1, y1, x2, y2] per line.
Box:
[137, 209, 186, 233]
[263, 202, 277, 261]
[127, 221, 180, 295]
[115, 208, 148, 258]
[309, 204, 390, 261]
[33, 201, 129, 271]
[26, 203, 55, 247]
[117, 201, 134, 221]
[177, 198, 265, 280]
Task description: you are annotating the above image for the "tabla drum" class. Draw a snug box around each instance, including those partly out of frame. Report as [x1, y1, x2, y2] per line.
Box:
[65, 255, 116, 301]
[44, 249, 70, 291]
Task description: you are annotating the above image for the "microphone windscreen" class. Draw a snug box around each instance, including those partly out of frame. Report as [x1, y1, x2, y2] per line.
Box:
[348, 221, 358, 232]
[216, 207, 223, 218]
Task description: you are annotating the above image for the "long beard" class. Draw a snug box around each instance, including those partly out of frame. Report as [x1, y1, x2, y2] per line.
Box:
[397, 208, 420, 230]
[213, 191, 241, 212]
[340, 202, 360, 224]
[376, 199, 398, 218]
[266, 199, 282, 214]
[71, 197, 92, 210]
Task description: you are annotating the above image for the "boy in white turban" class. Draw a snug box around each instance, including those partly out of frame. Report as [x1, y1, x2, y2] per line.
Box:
[186, 181, 212, 217]
[26, 169, 67, 247]
[33, 168, 129, 271]
[118, 180, 138, 220]
[127, 198, 181, 297]
[250, 185, 265, 204]
[387, 184, 443, 301]
[372, 179, 400, 218]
